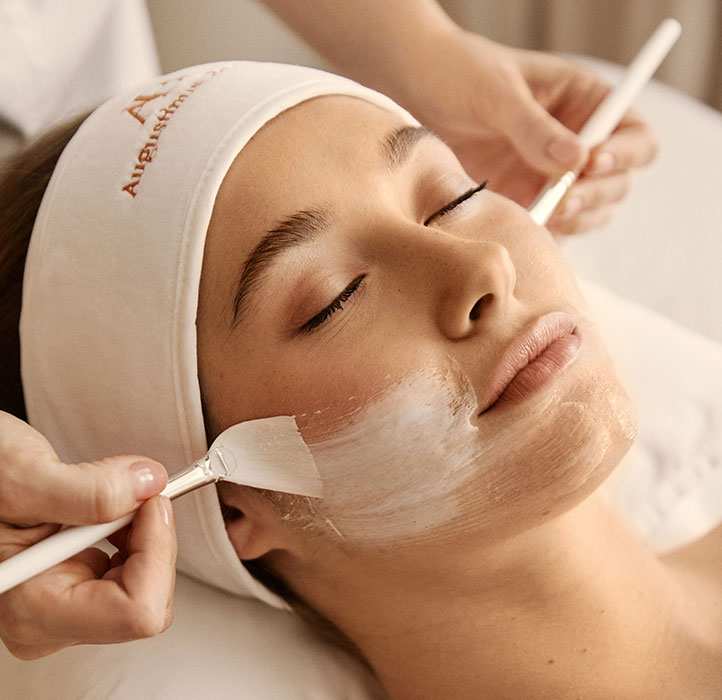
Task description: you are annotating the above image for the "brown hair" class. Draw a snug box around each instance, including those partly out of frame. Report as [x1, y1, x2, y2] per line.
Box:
[0, 113, 90, 420]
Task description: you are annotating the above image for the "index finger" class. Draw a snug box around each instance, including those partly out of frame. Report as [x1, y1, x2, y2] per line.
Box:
[0, 456, 168, 527]
[0, 414, 167, 525]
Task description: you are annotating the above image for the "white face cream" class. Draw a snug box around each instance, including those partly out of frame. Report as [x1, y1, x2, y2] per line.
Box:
[293, 330, 637, 547]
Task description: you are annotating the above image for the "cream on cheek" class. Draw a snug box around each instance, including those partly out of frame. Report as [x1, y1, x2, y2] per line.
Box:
[292, 317, 637, 547]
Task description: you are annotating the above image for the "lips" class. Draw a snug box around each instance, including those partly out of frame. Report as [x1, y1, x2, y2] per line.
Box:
[478, 312, 580, 414]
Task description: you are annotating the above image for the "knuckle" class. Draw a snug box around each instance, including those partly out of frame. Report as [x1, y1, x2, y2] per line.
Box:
[586, 188, 603, 210]
[4, 642, 43, 660]
[82, 464, 124, 523]
[0, 599, 34, 647]
[163, 604, 174, 632]
[0, 497, 10, 522]
[3, 642, 20, 658]
[0, 472, 22, 521]
[0, 524, 46, 555]
[625, 130, 659, 169]
[592, 206, 615, 232]
[3, 640, 27, 659]
[599, 174, 631, 207]
[616, 173, 632, 200]
[585, 173, 630, 210]
[129, 604, 168, 639]
[549, 219, 574, 237]
[565, 220, 585, 236]
[645, 134, 660, 165]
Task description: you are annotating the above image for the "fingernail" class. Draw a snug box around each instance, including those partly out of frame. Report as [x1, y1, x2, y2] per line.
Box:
[546, 137, 579, 166]
[131, 461, 166, 500]
[590, 151, 615, 174]
[561, 196, 583, 217]
[159, 496, 174, 527]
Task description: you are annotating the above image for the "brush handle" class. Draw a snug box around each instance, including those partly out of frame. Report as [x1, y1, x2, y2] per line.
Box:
[0, 457, 215, 595]
[0, 513, 136, 596]
[528, 18, 681, 225]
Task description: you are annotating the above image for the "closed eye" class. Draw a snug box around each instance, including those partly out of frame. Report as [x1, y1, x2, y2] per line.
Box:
[299, 275, 365, 334]
[296, 181, 488, 335]
[424, 181, 488, 225]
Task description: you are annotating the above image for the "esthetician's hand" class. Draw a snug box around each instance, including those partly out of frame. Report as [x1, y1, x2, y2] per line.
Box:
[0, 411, 176, 659]
[381, 31, 659, 237]
[262, 0, 658, 237]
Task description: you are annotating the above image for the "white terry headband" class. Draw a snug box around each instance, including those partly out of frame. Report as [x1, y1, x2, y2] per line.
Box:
[20, 61, 416, 606]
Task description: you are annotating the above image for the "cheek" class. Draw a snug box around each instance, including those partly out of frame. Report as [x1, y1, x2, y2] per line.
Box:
[475, 196, 585, 307]
[298, 364, 480, 543]
[290, 342, 438, 439]
[209, 323, 437, 435]
[291, 319, 636, 549]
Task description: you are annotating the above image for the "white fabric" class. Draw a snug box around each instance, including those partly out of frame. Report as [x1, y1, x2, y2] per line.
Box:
[19, 61, 416, 606]
[0, 0, 159, 137]
[586, 281, 722, 552]
[0, 573, 388, 700]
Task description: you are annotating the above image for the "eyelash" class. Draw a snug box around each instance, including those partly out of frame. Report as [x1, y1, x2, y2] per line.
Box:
[300, 275, 365, 334]
[300, 180, 488, 334]
[424, 180, 488, 225]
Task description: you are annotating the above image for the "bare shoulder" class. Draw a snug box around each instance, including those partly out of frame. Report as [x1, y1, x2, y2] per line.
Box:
[661, 522, 722, 578]
[661, 523, 722, 660]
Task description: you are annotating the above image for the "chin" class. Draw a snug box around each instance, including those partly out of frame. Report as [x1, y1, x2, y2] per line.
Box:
[451, 332, 638, 543]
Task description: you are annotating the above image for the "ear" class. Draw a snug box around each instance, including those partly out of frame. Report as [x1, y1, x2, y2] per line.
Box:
[217, 483, 289, 561]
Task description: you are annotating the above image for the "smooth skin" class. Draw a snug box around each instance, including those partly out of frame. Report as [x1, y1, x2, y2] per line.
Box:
[199, 96, 722, 700]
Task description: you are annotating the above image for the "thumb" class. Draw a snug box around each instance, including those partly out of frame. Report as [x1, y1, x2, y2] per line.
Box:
[17, 455, 168, 527]
[496, 85, 587, 175]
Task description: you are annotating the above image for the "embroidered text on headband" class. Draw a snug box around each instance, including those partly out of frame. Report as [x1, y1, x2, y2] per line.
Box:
[20, 61, 417, 605]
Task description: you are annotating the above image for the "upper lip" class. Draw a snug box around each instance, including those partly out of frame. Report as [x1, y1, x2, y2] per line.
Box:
[477, 311, 577, 414]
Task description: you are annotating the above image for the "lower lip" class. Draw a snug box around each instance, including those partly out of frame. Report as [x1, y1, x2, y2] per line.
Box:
[484, 332, 581, 413]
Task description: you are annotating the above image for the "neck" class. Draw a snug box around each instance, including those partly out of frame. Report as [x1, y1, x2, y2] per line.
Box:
[295, 494, 722, 700]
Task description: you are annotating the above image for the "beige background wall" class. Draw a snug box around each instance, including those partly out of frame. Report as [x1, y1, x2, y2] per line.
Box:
[146, 0, 722, 112]
[145, 0, 326, 72]
[442, 0, 722, 111]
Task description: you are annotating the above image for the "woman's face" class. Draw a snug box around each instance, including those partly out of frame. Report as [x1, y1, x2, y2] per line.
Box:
[198, 96, 636, 548]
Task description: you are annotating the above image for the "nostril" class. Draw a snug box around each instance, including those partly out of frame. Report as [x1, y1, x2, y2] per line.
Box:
[469, 294, 492, 321]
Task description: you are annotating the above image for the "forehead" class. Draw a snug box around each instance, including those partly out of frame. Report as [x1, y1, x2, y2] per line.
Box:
[206, 96, 407, 260]
[220, 95, 407, 204]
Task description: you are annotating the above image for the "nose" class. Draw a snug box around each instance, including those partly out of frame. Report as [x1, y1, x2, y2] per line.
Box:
[435, 239, 517, 340]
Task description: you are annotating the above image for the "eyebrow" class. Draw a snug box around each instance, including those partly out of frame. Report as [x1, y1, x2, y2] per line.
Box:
[381, 125, 438, 169]
[231, 207, 331, 326]
[230, 125, 438, 327]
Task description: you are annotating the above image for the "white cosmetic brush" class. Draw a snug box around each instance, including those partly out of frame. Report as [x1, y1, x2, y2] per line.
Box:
[0, 416, 322, 594]
[528, 18, 681, 225]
